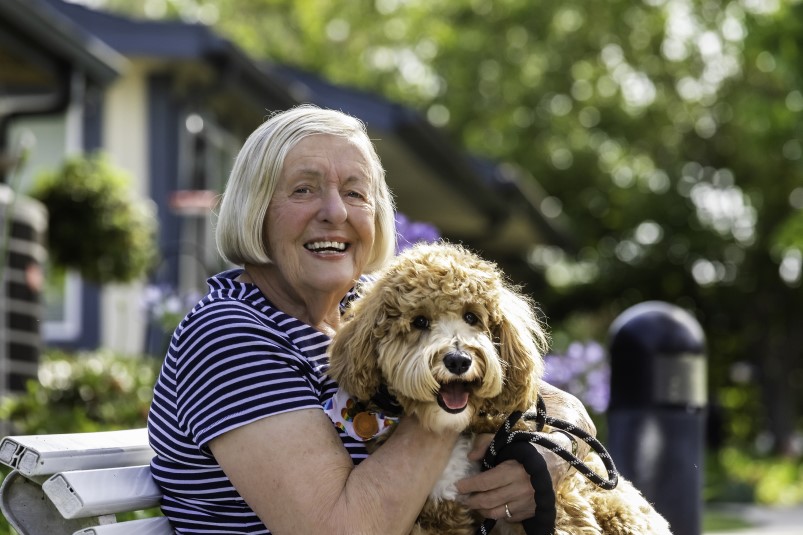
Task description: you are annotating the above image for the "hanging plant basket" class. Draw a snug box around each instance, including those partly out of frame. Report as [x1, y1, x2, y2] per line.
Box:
[30, 153, 157, 284]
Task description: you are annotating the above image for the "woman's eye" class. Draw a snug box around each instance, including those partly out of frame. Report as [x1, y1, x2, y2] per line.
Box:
[411, 316, 430, 330]
[293, 186, 312, 194]
[346, 190, 372, 204]
[464, 312, 479, 326]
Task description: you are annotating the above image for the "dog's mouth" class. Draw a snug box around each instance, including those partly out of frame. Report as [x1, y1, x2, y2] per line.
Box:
[436, 380, 480, 414]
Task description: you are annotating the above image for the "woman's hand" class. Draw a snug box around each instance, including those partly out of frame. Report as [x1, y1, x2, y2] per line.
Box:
[455, 385, 597, 523]
[454, 434, 535, 522]
[454, 433, 576, 522]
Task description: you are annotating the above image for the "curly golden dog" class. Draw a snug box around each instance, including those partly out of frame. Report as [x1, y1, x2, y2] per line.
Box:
[327, 241, 672, 535]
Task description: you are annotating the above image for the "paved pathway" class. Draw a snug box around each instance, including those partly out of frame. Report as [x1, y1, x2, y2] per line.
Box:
[704, 503, 803, 534]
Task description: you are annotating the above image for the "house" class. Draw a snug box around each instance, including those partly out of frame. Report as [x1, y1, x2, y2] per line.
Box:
[0, 0, 127, 398]
[0, 0, 564, 363]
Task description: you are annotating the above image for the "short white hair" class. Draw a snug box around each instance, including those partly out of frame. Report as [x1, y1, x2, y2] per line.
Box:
[215, 104, 396, 273]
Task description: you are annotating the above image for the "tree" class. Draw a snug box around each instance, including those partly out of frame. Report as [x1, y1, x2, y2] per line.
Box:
[96, 0, 803, 454]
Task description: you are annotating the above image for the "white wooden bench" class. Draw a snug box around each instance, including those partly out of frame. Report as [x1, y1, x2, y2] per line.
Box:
[0, 428, 173, 535]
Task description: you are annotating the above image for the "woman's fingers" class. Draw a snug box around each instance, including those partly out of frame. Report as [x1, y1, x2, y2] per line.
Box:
[470, 494, 532, 522]
[456, 460, 535, 522]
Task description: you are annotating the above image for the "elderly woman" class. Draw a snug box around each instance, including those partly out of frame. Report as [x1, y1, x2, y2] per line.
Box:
[147, 105, 592, 534]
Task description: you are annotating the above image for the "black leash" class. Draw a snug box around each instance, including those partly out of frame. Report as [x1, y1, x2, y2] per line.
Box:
[524, 395, 619, 490]
[476, 396, 619, 535]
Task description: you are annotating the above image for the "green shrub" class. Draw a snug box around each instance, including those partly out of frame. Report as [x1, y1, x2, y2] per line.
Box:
[0, 349, 160, 435]
[29, 153, 157, 284]
[705, 447, 803, 506]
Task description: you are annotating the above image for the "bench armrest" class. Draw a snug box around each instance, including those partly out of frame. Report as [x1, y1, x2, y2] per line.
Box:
[0, 429, 153, 476]
[44, 465, 162, 518]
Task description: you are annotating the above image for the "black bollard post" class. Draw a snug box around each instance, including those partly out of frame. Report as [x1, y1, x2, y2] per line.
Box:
[607, 301, 707, 535]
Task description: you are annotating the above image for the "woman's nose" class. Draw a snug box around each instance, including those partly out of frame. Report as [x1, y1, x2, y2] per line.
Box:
[319, 189, 348, 223]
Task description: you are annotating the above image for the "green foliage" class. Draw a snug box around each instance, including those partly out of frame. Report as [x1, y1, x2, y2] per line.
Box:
[29, 153, 157, 284]
[772, 210, 803, 251]
[717, 382, 765, 447]
[0, 349, 160, 435]
[706, 448, 803, 506]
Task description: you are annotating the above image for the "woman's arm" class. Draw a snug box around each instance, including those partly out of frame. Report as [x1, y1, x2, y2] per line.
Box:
[210, 408, 458, 535]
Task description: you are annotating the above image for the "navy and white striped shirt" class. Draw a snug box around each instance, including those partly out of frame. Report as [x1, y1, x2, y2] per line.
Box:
[147, 269, 369, 534]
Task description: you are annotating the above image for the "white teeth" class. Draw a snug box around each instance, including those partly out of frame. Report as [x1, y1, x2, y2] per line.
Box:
[306, 241, 346, 251]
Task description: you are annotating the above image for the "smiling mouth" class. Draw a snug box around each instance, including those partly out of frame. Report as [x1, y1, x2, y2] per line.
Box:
[305, 241, 348, 253]
[436, 380, 480, 414]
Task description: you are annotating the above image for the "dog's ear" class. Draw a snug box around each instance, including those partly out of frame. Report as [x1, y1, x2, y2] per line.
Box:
[327, 294, 384, 402]
[488, 286, 549, 413]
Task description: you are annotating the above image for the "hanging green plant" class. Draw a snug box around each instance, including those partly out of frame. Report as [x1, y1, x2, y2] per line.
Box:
[30, 153, 157, 284]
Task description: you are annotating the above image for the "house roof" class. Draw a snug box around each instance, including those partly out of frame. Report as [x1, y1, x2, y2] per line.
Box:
[41, 0, 298, 116]
[0, 0, 126, 94]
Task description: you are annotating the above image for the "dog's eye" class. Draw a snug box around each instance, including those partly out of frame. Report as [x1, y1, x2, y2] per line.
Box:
[464, 312, 479, 326]
[411, 316, 430, 330]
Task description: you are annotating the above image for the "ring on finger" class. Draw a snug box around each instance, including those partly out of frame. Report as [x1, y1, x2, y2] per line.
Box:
[504, 503, 512, 519]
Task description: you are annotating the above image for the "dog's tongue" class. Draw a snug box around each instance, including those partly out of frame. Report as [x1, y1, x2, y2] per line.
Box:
[439, 382, 470, 410]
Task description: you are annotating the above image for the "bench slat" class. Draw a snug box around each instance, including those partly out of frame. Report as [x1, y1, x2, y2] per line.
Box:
[0, 429, 154, 476]
[73, 516, 173, 535]
[43, 465, 162, 518]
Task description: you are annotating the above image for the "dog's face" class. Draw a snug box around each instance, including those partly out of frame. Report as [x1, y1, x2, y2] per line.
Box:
[327, 242, 548, 433]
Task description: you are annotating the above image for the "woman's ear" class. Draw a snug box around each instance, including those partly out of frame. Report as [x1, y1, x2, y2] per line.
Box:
[327, 294, 383, 401]
[488, 287, 549, 413]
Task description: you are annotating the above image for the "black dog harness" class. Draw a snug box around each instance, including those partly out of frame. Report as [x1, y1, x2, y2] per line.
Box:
[477, 395, 619, 535]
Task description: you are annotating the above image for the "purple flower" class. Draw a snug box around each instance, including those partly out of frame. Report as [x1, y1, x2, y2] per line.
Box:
[143, 284, 203, 331]
[544, 341, 610, 413]
[395, 212, 440, 253]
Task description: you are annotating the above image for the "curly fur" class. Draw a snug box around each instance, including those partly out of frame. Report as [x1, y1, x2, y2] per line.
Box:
[327, 241, 672, 535]
[329, 241, 547, 433]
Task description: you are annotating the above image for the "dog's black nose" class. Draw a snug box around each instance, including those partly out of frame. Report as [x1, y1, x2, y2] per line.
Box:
[443, 351, 472, 375]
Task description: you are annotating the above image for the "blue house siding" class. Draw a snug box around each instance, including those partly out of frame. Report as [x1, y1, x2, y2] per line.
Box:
[74, 83, 105, 350]
[147, 74, 183, 287]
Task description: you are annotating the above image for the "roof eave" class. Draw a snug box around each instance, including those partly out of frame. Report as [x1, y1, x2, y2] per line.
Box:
[1, 0, 127, 85]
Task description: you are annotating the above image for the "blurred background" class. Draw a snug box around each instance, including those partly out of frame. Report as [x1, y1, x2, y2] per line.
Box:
[0, 0, 801, 532]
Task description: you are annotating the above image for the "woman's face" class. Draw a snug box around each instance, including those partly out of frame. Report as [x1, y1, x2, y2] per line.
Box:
[264, 134, 377, 300]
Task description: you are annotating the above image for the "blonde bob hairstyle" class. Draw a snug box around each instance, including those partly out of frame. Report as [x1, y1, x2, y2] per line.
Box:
[215, 104, 396, 273]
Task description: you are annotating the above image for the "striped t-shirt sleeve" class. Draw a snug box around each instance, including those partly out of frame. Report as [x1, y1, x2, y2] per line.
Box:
[172, 298, 321, 451]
